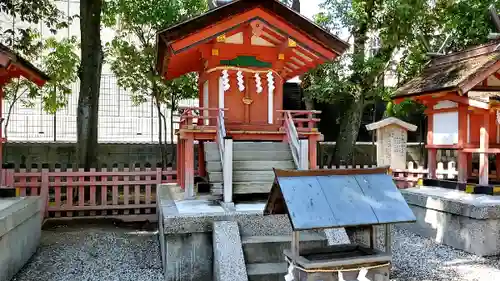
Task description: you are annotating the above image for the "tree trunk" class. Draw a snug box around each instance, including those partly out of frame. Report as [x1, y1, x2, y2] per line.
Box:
[332, 94, 365, 165]
[155, 100, 166, 168]
[77, 0, 102, 169]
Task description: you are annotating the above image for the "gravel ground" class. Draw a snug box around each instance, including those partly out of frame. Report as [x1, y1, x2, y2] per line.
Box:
[12, 222, 163, 281]
[11, 223, 500, 281]
[391, 228, 500, 281]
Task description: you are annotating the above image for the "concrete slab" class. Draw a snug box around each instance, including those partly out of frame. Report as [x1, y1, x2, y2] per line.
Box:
[403, 186, 500, 219]
[234, 202, 266, 213]
[0, 197, 42, 281]
[400, 186, 500, 256]
[213, 221, 248, 281]
[176, 199, 225, 215]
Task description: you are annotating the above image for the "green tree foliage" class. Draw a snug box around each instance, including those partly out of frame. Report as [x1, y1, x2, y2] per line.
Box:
[2, 34, 79, 137]
[1, 2, 79, 138]
[102, 0, 207, 166]
[303, 0, 432, 164]
[303, 0, 499, 164]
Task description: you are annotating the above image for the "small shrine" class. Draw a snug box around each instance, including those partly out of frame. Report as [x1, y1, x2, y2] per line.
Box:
[0, 43, 49, 186]
[156, 0, 348, 199]
[365, 117, 417, 170]
[264, 167, 416, 281]
[394, 41, 500, 189]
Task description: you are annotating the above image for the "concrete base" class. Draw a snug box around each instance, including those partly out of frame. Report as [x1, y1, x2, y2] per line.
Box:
[400, 186, 500, 256]
[0, 197, 42, 281]
[157, 184, 392, 281]
[158, 187, 290, 281]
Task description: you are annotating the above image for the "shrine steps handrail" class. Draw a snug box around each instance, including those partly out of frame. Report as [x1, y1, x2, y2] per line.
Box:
[284, 111, 301, 168]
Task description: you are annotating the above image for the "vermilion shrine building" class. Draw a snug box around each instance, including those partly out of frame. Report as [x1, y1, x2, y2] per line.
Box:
[0, 43, 49, 168]
[394, 41, 500, 186]
[156, 0, 348, 199]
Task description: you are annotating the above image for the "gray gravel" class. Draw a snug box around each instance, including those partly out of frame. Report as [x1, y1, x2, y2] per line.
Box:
[12, 223, 163, 281]
[11, 223, 500, 281]
[391, 227, 500, 281]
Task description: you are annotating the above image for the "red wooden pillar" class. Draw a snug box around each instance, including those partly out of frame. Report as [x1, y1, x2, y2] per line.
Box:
[178, 139, 184, 188]
[308, 135, 318, 169]
[428, 149, 437, 179]
[184, 134, 195, 198]
[0, 87, 3, 169]
[457, 105, 468, 183]
[427, 113, 436, 178]
[479, 113, 490, 185]
[198, 141, 206, 177]
[496, 154, 500, 182]
[467, 153, 473, 181]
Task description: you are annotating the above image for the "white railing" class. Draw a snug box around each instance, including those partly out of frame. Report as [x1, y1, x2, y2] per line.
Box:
[284, 111, 299, 166]
[217, 109, 226, 162]
[283, 111, 308, 170]
[216, 109, 233, 203]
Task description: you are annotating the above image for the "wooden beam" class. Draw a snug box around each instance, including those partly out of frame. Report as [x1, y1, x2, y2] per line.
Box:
[443, 94, 489, 109]
[460, 60, 500, 95]
[170, 8, 337, 60]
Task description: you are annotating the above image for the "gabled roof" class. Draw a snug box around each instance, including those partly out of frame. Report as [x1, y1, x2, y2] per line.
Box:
[264, 167, 416, 231]
[366, 117, 417, 132]
[156, 0, 349, 80]
[0, 43, 49, 86]
[394, 41, 500, 99]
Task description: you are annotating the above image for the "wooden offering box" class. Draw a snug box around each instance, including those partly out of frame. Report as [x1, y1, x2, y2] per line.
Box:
[264, 167, 416, 281]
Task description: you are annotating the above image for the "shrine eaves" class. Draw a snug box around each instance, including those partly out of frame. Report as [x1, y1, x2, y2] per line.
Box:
[155, 0, 349, 81]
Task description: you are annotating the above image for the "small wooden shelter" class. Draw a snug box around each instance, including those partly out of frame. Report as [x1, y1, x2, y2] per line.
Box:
[156, 0, 349, 196]
[264, 167, 415, 280]
[394, 41, 500, 186]
[0, 43, 49, 176]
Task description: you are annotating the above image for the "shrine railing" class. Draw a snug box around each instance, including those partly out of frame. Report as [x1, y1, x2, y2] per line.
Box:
[216, 109, 233, 203]
[277, 110, 321, 132]
[283, 111, 307, 170]
[177, 107, 225, 128]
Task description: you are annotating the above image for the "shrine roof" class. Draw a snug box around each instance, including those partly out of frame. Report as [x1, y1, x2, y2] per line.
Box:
[365, 117, 417, 132]
[264, 167, 416, 231]
[394, 41, 500, 99]
[0, 43, 49, 86]
[156, 0, 349, 80]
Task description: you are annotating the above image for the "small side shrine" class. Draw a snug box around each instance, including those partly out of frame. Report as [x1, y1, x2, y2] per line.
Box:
[156, 0, 349, 197]
[264, 167, 416, 281]
[394, 41, 500, 188]
[365, 117, 417, 170]
[0, 43, 49, 186]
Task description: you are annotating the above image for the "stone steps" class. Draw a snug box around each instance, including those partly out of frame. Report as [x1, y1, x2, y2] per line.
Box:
[204, 141, 295, 196]
[211, 182, 275, 195]
[205, 150, 293, 162]
[246, 262, 288, 281]
[206, 160, 295, 172]
[242, 233, 328, 281]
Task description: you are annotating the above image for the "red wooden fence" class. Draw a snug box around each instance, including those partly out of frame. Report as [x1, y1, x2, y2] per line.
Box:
[1, 167, 176, 222]
[1, 165, 432, 222]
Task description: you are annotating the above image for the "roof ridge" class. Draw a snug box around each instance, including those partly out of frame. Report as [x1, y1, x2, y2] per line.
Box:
[429, 43, 500, 69]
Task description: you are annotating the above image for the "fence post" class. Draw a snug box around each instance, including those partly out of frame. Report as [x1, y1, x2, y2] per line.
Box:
[223, 138, 233, 204]
[156, 168, 162, 184]
[40, 169, 49, 220]
[299, 139, 309, 170]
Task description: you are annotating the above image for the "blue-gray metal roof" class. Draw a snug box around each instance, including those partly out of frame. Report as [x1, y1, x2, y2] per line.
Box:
[264, 167, 416, 231]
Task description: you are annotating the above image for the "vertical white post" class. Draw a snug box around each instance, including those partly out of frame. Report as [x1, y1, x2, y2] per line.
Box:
[203, 81, 209, 125]
[267, 71, 274, 124]
[218, 76, 224, 115]
[299, 139, 308, 170]
[223, 138, 233, 203]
